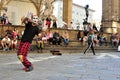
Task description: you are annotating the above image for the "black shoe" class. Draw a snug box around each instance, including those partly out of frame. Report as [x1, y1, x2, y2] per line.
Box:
[24, 66, 33, 72]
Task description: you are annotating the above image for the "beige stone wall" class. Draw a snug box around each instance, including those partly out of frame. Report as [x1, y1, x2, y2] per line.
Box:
[5, 1, 37, 25]
[0, 25, 81, 40]
[63, 0, 72, 25]
[102, 0, 120, 34]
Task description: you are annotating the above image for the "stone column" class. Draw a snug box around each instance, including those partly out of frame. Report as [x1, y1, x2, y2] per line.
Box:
[63, 0, 72, 27]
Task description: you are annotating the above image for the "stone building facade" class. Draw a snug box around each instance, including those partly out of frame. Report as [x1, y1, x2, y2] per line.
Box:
[0, 0, 94, 29]
[102, 0, 120, 33]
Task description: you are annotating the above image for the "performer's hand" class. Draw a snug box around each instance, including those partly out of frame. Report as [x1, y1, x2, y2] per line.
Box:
[26, 11, 33, 19]
[21, 16, 28, 24]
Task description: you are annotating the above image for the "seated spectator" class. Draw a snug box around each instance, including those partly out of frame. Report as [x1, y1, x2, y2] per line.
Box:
[11, 36, 18, 50]
[46, 29, 53, 44]
[42, 31, 48, 44]
[1, 35, 11, 51]
[13, 28, 19, 39]
[98, 34, 107, 46]
[5, 26, 13, 39]
[62, 30, 69, 46]
[112, 33, 119, 47]
[94, 32, 99, 46]
[52, 30, 62, 45]
[110, 33, 115, 46]
[5, 16, 12, 25]
[36, 33, 44, 53]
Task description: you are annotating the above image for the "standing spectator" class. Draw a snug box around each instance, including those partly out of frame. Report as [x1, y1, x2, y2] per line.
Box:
[52, 30, 62, 45]
[46, 15, 52, 29]
[5, 16, 12, 25]
[62, 21, 68, 29]
[1, 13, 7, 24]
[52, 19, 57, 28]
[93, 24, 98, 32]
[68, 22, 73, 29]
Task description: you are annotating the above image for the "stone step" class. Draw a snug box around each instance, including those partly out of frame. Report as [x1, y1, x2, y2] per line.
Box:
[0, 45, 117, 54]
[29, 45, 117, 53]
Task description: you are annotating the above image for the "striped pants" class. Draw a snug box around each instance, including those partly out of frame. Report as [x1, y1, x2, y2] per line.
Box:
[17, 42, 32, 68]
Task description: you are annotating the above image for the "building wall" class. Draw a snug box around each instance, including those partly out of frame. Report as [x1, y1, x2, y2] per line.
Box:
[53, 0, 94, 30]
[53, 0, 63, 28]
[3, 0, 94, 30]
[102, 0, 120, 33]
[5, 0, 36, 25]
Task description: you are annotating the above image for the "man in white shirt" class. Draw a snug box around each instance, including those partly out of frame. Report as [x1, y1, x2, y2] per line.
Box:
[1, 35, 11, 51]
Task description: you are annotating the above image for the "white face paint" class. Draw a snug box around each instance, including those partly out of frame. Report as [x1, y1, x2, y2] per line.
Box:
[32, 15, 38, 24]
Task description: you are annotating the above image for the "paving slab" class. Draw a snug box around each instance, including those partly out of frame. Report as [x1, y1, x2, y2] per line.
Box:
[0, 52, 120, 80]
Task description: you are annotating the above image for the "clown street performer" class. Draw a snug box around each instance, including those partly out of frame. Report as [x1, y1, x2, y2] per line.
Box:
[17, 12, 40, 72]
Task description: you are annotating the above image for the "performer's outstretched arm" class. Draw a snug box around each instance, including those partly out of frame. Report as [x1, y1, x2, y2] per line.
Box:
[21, 12, 33, 24]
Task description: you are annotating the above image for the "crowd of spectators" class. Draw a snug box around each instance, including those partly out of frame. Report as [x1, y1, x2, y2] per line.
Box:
[36, 29, 69, 47]
[0, 14, 119, 52]
[0, 26, 19, 51]
[77, 23, 120, 47]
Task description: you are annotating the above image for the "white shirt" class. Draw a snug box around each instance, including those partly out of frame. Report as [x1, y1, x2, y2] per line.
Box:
[2, 37, 11, 43]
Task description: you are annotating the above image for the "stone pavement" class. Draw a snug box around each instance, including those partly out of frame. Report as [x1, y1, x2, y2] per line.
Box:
[0, 52, 120, 80]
